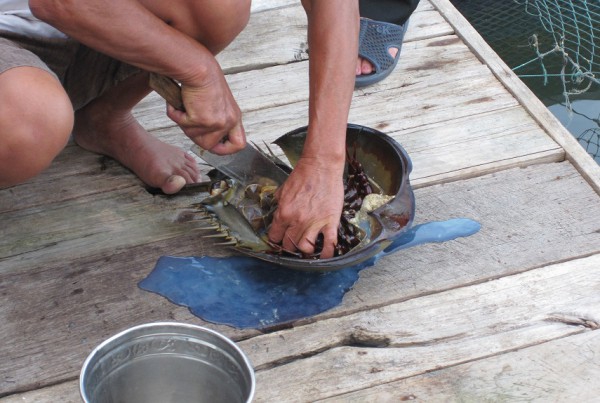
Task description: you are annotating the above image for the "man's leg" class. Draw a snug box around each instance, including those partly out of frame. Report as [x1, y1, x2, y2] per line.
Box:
[72, 70, 202, 194]
[0, 66, 73, 187]
[74, 0, 251, 194]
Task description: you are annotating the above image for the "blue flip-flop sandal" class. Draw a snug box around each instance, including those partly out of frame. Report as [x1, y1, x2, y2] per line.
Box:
[355, 18, 409, 88]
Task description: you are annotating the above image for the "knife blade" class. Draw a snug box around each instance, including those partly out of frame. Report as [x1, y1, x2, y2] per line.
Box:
[191, 144, 289, 186]
[149, 72, 289, 186]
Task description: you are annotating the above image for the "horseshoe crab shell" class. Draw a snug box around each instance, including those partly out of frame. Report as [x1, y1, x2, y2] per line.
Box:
[199, 124, 415, 271]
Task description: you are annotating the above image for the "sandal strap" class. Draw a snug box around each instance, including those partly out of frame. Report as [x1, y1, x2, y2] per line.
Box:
[358, 18, 407, 72]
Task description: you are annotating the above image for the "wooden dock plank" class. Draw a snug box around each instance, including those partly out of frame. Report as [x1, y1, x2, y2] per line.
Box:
[134, 32, 563, 186]
[250, 0, 297, 13]
[2, 161, 600, 396]
[1, 382, 80, 403]
[4, 253, 599, 401]
[245, 253, 600, 369]
[322, 331, 600, 402]
[0, 148, 138, 215]
[134, 32, 471, 128]
[216, 1, 450, 74]
[0, 186, 201, 267]
[248, 254, 600, 401]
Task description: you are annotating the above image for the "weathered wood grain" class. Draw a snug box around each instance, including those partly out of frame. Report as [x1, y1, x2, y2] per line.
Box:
[138, 34, 562, 187]
[0, 232, 252, 397]
[141, 34, 488, 121]
[2, 161, 600, 397]
[250, 0, 297, 13]
[395, 106, 562, 186]
[323, 330, 600, 402]
[247, 254, 600, 401]
[150, 72, 561, 188]
[1, 381, 80, 403]
[149, 102, 562, 189]
[0, 186, 203, 266]
[4, 253, 599, 401]
[217, 1, 449, 74]
[0, 145, 140, 215]
[133, 30, 467, 132]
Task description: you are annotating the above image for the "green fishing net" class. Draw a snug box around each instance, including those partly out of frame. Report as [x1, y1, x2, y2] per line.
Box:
[451, 0, 599, 162]
[514, 0, 599, 160]
[514, 1, 599, 99]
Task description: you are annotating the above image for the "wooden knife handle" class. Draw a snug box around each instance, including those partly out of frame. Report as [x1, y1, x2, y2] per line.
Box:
[149, 73, 185, 112]
[149, 72, 230, 143]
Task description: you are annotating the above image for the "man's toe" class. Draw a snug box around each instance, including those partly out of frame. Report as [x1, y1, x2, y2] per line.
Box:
[161, 175, 187, 195]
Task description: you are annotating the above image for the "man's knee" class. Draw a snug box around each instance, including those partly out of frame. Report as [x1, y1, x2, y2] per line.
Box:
[218, 0, 252, 41]
[0, 67, 73, 186]
[192, 0, 251, 54]
[155, 0, 251, 54]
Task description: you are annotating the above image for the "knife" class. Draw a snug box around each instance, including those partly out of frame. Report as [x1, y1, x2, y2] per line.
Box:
[190, 144, 288, 186]
[149, 73, 289, 186]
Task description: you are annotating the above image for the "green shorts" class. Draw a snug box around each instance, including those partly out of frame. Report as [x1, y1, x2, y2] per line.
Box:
[0, 31, 140, 110]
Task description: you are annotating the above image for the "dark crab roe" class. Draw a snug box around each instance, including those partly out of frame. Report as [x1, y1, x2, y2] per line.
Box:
[305, 150, 375, 258]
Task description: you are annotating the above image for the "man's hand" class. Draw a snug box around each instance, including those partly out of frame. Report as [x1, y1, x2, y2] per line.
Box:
[166, 66, 246, 155]
[268, 157, 345, 259]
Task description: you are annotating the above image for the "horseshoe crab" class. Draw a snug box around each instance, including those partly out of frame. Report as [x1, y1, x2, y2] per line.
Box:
[194, 123, 415, 271]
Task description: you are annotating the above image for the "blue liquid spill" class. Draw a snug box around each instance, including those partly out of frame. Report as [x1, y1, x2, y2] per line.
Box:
[139, 218, 480, 329]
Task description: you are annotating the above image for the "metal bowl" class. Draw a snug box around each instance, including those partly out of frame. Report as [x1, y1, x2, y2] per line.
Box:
[80, 322, 255, 403]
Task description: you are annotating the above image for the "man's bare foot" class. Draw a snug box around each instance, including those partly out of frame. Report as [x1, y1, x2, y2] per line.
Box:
[73, 104, 200, 195]
[356, 47, 399, 76]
